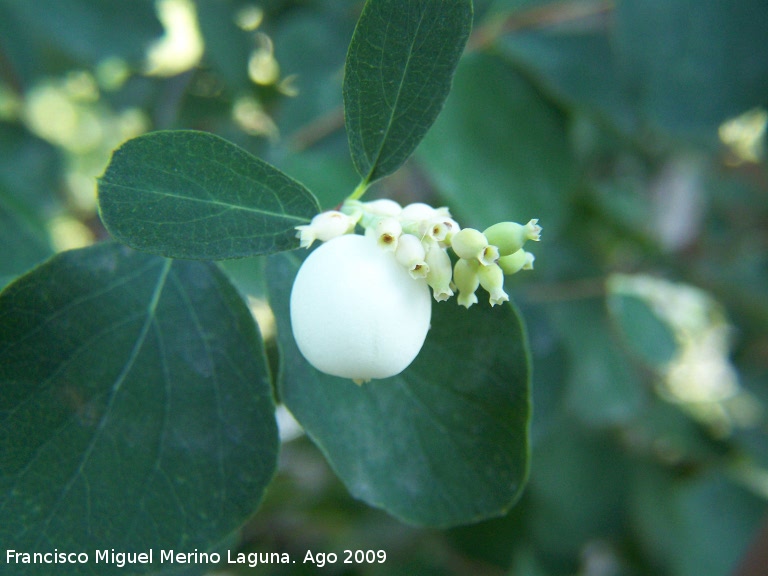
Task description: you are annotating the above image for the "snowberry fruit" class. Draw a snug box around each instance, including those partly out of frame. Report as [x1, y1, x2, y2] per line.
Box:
[290, 234, 432, 383]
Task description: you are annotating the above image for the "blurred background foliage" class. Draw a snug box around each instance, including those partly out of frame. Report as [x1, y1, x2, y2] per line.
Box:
[1, 0, 767, 574]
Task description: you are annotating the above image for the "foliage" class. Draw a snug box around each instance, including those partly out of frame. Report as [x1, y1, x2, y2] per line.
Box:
[1, 0, 768, 575]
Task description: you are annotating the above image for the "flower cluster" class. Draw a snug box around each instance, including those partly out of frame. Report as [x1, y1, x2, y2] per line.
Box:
[295, 199, 541, 308]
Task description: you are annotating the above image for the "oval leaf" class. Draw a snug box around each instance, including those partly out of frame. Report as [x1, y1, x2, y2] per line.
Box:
[98, 130, 320, 260]
[417, 53, 575, 232]
[0, 242, 278, 574]
[344, 0, 472, 186]
[268, 251, 530, 527]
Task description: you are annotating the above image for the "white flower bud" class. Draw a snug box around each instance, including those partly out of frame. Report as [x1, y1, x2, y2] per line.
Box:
[419, 216, 460, 244]
[477, 262, 509, 307]
[483, 219, 542, 256]
[295, 210, 356, 248]
[361, 198, 403, 217]
[424, 240, 454, 301]
[348, 198, 403, 228]
[400, 202, 440, 223]
[290, 234, 431, 382]
[339, 201, 364, 224]
[498, 249, 535, 275]
[395, 233, 429, 279]
[453, 258, 480, 308]
[364, 216, 402, 251]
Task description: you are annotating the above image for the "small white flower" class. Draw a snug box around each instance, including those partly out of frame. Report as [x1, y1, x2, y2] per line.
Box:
[424, 240, 454, 301]
[347, 198, 402, 228]
[395, 233, 429, 279]
[361, 198, 403, 217]
[419, 216, 460, 244]
[365, 216, 402, 251]
[400, 202, 440, 223]
[295, 210, 357, 248]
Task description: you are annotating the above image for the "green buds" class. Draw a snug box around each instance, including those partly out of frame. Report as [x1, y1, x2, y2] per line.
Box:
[498, 249, 535, 275]
[454, 258, 480, 308]
[483, 219, 541, 256]
[477, 262, 509, 307]
[451, 228, 491, 262]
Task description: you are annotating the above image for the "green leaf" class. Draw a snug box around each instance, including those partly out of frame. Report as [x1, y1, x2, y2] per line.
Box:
[0, 0, 162, 84]
[529, 418, 630, 557]
[344, 0, 473, 187]
[0, 123, 60, 288]
[416, 53, 575, 231]
[0, 192, 52, 289]
[499, 29, 638, 135]
[501, 0, 768, 143]
[98, 130, 320, 260]
[267, 251, 530, 527]
[607, 293, 678, 369]
[614, 0, 768, 141]
[0, 242, 278, 574]
[631, 468, 765, 576]
[547, 298, 646, 427]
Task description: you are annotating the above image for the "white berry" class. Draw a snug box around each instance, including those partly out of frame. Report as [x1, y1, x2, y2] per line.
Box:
[290, 234, 432, 382]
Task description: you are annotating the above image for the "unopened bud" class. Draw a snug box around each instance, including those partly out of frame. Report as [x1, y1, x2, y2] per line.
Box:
[363, 198, 403, 217]
[395, 233, 429, 279]
[400, 202, 441, 223]
[483, 219, 542, 256]
[477, 263, 509, 307]
[296, 210, 356, 248]
[365, 216, 402, 251]
[450, 228, 499, 266]
[424, 241, 454, 301]
[497, 249, 535, 274]
[453, 258, 480, 308]
[419, 217, 460, 244]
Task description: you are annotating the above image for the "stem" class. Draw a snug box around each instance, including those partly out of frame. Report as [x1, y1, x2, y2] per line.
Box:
[347, 179, 370, 201]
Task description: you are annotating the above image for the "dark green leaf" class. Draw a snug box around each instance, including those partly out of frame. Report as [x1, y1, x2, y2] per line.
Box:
[0, 0, 162, 84]
[529, 419, 629, 557]
[614, 0, 768, 141]
[631, 468, 764, 576]
[607, 292, 678, 369]
[0, 122, 63, 212]
[417, 53, 575, 231]
[0, 123, 60, 287]
[547, 298, 646, 427]
[274, 148, 361, 210]
[0, 242, 278, 575]
[271, 8, 353, 138]
[0, 192, 52, 289]
[195, 1, 253, 93]
[501, 0, 768, 143]
[344, 0, 473, 186]
[98, 130, 320, 260]
[499, 29, 638, 135]
[267, 251, 530, 527]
